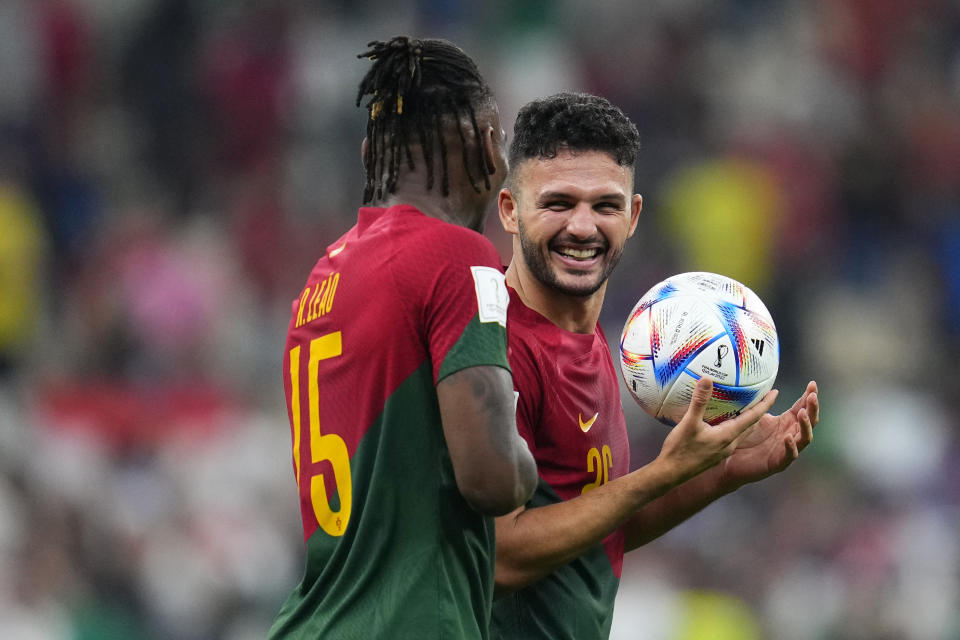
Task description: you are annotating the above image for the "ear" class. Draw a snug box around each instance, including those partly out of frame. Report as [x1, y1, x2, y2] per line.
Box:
[481, 124, 498, 175]
[626, 193, 643, 238]
[498, 188, 519, 235]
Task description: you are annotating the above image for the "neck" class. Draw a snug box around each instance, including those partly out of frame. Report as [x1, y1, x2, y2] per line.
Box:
[367, 130, 495, 233]
[378, 188, 483, 232]
[372, 160, 486, 232]
[505, 260, 605, 334]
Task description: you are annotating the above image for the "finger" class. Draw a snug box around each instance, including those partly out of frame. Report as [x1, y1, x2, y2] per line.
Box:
[741, 389, 779, 426]
[806, 391, 819, 426]
[793, 381, 818, 415]
[786, 383, 813, 416]
[784, 433, 799, 462]
[786, 391, 805, 415]
[724, 388, 779, 441]
[686, 377, 713, 424]
[797, 407, 814, 450]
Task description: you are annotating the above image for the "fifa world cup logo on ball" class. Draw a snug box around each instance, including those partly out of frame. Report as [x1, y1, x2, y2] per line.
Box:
[715, 344, 728, 367]
[619, 272, 779, 426]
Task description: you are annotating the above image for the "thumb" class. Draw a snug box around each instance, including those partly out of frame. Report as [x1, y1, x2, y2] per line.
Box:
[687, 377, 713, 423]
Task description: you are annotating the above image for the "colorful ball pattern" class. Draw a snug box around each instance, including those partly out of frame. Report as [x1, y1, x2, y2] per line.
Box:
[619, 272, 779, 425]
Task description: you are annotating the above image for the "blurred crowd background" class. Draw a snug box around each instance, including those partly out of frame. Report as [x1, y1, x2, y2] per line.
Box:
[1, 0, 959, 638]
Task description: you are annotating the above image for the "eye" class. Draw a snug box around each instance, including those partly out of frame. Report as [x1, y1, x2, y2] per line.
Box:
[596, 202, 624, 214]
[544, 200, 572, 211]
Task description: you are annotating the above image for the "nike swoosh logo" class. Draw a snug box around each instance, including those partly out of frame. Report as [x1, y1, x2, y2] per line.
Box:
[579, 412, 599, 433]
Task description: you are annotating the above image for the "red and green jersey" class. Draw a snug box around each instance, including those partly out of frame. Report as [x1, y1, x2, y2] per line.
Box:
[491, 287, 630, 640]
[270, 205, 511, 640]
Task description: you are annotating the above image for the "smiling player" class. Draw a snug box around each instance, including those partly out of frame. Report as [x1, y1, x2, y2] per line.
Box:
[490, 93, 819, 639]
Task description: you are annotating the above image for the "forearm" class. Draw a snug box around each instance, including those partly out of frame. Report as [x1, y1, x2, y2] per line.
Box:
[622, 464, 734, 550]
[494, 381, 786, 594]
[495, 459, 678, 595]
[509, 435, 540, 510]
[439, 366, 538, 515]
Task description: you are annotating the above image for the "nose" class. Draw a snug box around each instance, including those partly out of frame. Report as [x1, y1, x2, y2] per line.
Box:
[566, 203, 597, 240]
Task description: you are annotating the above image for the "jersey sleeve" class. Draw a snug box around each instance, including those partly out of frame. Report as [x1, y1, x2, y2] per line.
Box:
[506, 330, 542, 447]
[391, 223, 510, 384]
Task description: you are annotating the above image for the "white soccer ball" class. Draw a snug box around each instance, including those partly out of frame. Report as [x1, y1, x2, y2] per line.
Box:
[619, 272, 779, 426]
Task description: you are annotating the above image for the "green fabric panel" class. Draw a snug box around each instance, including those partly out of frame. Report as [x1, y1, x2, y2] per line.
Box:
[270, 362, 495, 639]
[490, 480, 620, 640]
[437, 314, 510, 382]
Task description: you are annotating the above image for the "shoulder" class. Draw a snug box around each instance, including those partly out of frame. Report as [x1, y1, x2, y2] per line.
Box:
[389, 207, 501, 269]
[390, 205, 490, 244]
[506, 288, 555, 351]
[506, 296, 549, 385]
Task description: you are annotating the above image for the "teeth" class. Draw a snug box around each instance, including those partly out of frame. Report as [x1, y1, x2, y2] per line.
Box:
[559, 247, 598, 260]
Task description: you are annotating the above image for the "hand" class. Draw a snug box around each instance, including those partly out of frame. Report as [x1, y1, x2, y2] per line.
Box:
[715, 380, 819, 491]
[655, 377, 779, 487]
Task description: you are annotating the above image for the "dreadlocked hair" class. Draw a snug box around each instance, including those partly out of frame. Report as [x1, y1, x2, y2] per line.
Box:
[356, 36, 495, 203]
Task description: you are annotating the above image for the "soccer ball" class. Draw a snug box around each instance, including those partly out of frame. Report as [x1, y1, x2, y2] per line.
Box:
[619, 272, 778, 426]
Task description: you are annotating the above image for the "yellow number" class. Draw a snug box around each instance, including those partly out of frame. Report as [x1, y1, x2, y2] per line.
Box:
[581, 448, 602, 494]
[289, 331, 352, 536]
[581, 444, 613, 495]
[601, 445, 612, 484]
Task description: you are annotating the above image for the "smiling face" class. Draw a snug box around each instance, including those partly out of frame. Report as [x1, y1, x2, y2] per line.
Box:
[500, 149, 642, 300]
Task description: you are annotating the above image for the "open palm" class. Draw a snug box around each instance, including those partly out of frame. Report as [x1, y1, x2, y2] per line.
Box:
[718, 381, 819, 489]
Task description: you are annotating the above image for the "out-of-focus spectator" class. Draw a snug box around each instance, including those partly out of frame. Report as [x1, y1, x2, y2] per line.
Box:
[0, 181, 46, 376]
[658, 155, 782, 293]
[120, 0, 206, 217]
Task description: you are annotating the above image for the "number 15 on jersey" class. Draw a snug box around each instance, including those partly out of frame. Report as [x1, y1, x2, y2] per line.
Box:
[288, 331, 353, 537]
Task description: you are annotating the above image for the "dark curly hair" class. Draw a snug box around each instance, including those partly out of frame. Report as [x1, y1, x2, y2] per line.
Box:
[508, 92, 640, 172]
[356, 36, 496, 203]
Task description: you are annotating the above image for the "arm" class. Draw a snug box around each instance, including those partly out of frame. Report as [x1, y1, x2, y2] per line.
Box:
[438, 364, 538, 516]
[494, 449, 678, 595]
[623, 380, 819, 550]
[495, 377, 780, 594]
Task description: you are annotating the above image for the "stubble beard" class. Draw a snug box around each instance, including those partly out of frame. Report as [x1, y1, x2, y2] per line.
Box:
[516, 215, 623, 299]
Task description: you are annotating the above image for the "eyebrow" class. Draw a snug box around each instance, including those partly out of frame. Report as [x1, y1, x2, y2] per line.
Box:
[537, 190, 627, 205]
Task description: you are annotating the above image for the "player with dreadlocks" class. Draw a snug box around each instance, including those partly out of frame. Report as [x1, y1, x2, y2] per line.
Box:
[270, 37, 537, 639]
[356, 36, 502, 230]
